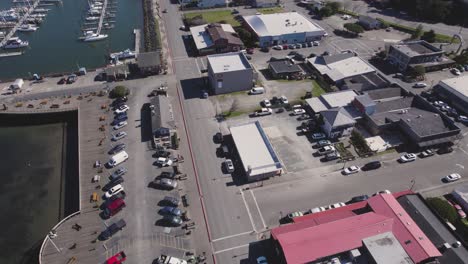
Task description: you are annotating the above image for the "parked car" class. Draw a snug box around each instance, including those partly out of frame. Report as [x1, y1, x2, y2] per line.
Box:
[313, 41, 320, 46]
[159, 206, 182, 217]
[224, 159, 235, 173]
[57, 77, 66, 85]
[437, 146, 453, 154]
[312, 133, 326, 140]
[99, 219, 126, 240]
[246, 48, 254, 54]
[308, 206, 326, 214]
[318, 145, 335, 155]
[114, 105, 129, 114]
[254, 108, 272, 116]
[272, 45, 283, 50]
[66, 74, 77, 84]
[451, 68, 461, 75]
[201, 90, 208, 99]
[324, 151, 340, 161]
[361, 161, 381, 171]
[454, 204, 467, 218]
[372, 190, 391, 196]
[346, 195, 369, 204]
[161, 215, 183, 226]
[447, 108, 459, 117]
[103, 176, 124, 191]
[106, 251, 126, 264]
[286, 211, 303, 221]
[292, 108, 306, 115]
[249, 87, 265, 95]
[413, 82, 427, 88]
[110, 167, 128, 180]
[257, 256, 268, 264]
[156, 157, 173, 167]
[154, 178, 177, 189]
[179, 25, 187, 31]
[105, 184, 124, 199]
[433, 101, 447, 107]
[159, 171, 176, 179]
[316, 140, 331, 148]
[326, 202, 345, 209]
[154, 150, 171, 158]
[161, 196, 180, 206]
[457, 115, 468, 123]
[108, 143, 126, 154]
[279, 95, 288, 104]
[112, 116, 128, 125]
[420, 149, 435, 158]
[261, 99, 272, 107]
[443, 173, 461, 182]
[399, 153, 417, 163]
[113, 121, 128, 130]
[112, 131, 127, 141]
[288, 44, 295, 49]
[343, 165, 360, 175]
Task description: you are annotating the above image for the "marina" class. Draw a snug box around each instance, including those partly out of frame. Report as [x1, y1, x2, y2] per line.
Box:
[78, 0, 118, 42]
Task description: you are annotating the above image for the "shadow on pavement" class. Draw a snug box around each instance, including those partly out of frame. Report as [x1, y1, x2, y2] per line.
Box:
[180, 77, 209, 100]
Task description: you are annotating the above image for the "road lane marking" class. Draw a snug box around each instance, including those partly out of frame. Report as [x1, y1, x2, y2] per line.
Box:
[211, 231, 253, 242]
[213, 244, 250, 255]
[240, 190, 257, 232]
[459, 147, 468, 155]
[456, 164, 465, 169]
[250, 190, 267, 229]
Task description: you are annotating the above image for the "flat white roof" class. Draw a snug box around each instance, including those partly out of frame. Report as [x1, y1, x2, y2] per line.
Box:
[308, 55, 375, 82]
[230, 121, 281, 177]
[207, 52, 251, 73]
[439, 75, 468, 98]
[243, 12, 324, 37]
[189, 23, 236, 50]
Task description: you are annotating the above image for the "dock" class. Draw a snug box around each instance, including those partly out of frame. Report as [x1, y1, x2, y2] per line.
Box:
[95, 0, 109, 35]
[134, 29, 140, 55]
[0, 51, 22, 58]
[0, 0, 41, 48]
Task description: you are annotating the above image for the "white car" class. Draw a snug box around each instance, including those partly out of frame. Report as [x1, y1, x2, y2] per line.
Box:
[286, 211, 303, 220]
[318, 145, 335, 155]
[326, 202, 345, 210]
[293, 108, 306, 115]
[156, 157, 173, 167]
[444, 173, 461, 182]
[261, 99, 272, 107]
[254, 108, 273, 116]
[224, 159, 235, 173]
[413, 82, 427, 88]
[257, 256, 268, 264]
[114, 105, 129, 114]
[343, 165, 361, 175]
[341, 14, 351, 20]
[272, 45, 283, 50]
[279, 95, 288, 104]
[400, 153, 417, 163]
[105, 184, 124, 199]
[313, 41, 320, 46]
[451, 68, 461, 75]
[112, 131, 127, 141]
[309, 206, 326, 214]
[113, 121, 128, 130]
[372, 190, 391, 196]
[457, 115, 468, 123]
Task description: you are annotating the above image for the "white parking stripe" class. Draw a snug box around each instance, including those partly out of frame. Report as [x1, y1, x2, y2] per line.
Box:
[211, 230, 253, 242]
[213, 244, 250, 255]
[250, 190, 267, 229]
[240, 190, 257, 232]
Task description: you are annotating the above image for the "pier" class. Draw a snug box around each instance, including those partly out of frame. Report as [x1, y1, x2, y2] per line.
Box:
[95, 0, 109, 35]
[134, 28, 140, 55]
[0, 0, 41, 48]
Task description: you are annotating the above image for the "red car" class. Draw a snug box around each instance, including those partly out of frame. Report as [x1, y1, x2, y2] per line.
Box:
[454, 204, 467, 219]
[246, 48, 254, 54]
[107, 251, 126, 264]
[282, 44, 288, 50]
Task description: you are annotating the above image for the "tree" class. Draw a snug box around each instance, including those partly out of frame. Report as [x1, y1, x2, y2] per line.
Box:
[327, 2, 342, 13]
[411, 24, 424, 40]
[421, 29, 436, 43]
[344, 23, 364, 35]
[111, 85, 129, 98]
[411, 65, 426, 79]
[236, 28, 255, 47]
[319, 6, 333, 17]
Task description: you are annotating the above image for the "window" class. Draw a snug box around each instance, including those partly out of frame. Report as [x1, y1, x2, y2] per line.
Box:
[217, 80, 223, 89]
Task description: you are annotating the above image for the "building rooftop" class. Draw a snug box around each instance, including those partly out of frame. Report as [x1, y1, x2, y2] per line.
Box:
[230, 121, 281, 177]
[398, 194, 468, 264]
[137, 51, 161, 68]
[190, 23, 241, 50]
[366, 87, 406, 100]
[305, 90, 358, 113]
[207, 52, 252, 73]
[355, 94, 375, 108]
[243, 12, 324, 37]
[391, 41, 443, 57]
[439, 75, 468, 99]
[308, 53, 376, 83]
[359, 15, 380, 24]
[271, 193, 441, 264]
[150, 95, 175, 132]
[322, 107, 356, 127]
[269, 60, 302, 74]
[363, 232, 414, 264]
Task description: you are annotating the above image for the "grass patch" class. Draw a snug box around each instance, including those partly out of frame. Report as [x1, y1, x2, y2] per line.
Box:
[312, 80, 326, 97]
[221, 110, 246, 118]
[376, 148, 397, 156]
[256, 7, 284, 14]
[185, 10, 240, 27]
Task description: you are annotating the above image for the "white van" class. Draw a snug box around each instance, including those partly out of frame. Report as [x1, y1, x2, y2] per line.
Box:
[249, 87, 265, 95]
[107, 151, 129, 167]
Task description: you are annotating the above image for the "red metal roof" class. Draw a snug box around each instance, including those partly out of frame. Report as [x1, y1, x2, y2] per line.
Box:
[272, 212, 394, 264]
[272, 192, 441, 264]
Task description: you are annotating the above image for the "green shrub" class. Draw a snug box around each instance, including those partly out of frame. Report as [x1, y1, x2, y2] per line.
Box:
[350, 130, 372, 155]
[172, 132, 179, 149]
[111, 86, 129, 98]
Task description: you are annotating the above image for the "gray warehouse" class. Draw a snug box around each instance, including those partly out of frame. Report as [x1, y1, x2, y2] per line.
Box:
[434, 75, 468, 115]
[207, 52, 254, 94]
[230, 121, 282, 182]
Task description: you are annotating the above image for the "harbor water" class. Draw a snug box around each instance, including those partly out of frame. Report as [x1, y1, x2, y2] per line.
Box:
[0, 112, 79, 264]
[0, 0, 143, 80]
